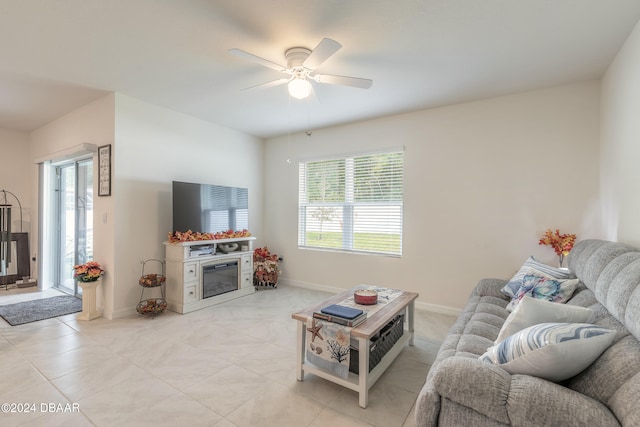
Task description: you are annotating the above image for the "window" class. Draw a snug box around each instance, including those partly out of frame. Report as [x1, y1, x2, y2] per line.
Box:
[298, 149, 404, 256]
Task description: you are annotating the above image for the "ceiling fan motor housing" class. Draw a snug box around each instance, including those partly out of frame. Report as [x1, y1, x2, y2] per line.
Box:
[285, 47, 311, 69]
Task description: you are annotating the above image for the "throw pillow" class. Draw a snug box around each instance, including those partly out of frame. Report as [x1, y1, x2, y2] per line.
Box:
[505, 273, 579, 311]
[480, 322, 615, 382]
[501, 256, 572, 298]
[495, 295, 594, 343]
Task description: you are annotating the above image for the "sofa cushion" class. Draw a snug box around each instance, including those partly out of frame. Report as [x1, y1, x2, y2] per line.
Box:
[566, 334, 640, 402]
[495, 296, 594, 343]
[567, 239, 640, 340]
[502, 256, 572, 298]
[608, 371, 640, 426]
[505, 274, 579, 311]
[506, 375, 621, 426]
[480, 322, 615, 382]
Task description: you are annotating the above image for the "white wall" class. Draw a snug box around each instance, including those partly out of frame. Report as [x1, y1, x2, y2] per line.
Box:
[0, 128, 32, 232]
[0, 128, 34, 275]
[264, 81, 602, 311]
[26, 93, 264, 318]
[112, 94, 264, 318]
[29, 94, 116, 313]
[601, 19, 640, 246]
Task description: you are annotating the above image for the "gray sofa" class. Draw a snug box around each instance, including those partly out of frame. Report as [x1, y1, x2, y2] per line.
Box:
[415, 239, 640, 426]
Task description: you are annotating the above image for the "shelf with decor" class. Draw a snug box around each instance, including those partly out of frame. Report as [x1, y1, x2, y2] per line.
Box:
[164, 236, 256, 314]
[137, 259, 167, 317]
[165, 236, 256, 261]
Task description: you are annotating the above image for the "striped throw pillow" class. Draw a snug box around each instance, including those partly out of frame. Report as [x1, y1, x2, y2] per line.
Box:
[480, 322, 615, 382]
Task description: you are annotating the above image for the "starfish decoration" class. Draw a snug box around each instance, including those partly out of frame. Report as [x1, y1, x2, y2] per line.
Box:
[307, 319, 324, 342]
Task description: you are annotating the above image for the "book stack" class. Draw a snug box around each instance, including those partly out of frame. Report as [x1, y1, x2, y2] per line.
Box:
[313, 304, 367, 327]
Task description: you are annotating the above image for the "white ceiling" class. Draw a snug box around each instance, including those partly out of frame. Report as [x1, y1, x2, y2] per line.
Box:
[1, 0, 640, 138]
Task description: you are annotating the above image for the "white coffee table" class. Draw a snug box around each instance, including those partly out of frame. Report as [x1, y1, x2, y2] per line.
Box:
[291, 285, 418, 408]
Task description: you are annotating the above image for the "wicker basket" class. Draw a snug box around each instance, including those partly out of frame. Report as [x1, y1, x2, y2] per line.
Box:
[349, 313, 405, 374]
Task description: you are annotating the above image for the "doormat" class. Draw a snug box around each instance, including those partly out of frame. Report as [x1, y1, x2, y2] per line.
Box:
[0, 295, 82, 326]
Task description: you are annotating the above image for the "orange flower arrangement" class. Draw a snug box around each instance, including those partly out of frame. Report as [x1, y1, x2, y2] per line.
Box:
[167, 229, 251, 243]
[539, 229, 576, 267]
[73, 261, 104, 282]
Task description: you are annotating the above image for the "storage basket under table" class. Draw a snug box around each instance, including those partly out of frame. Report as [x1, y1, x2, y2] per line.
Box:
[349, 313, 405, 374]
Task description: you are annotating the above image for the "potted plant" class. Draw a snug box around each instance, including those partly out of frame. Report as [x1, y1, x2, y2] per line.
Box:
[73, 261, 104, 321]
[73, 261, 104, 282]
[539, 229, 576, 268]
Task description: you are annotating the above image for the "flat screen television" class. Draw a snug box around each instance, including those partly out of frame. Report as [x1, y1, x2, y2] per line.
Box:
[172, 181, 248, 233]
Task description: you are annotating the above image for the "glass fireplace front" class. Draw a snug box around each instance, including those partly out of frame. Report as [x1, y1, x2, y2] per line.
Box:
[202, 260, 239, 299]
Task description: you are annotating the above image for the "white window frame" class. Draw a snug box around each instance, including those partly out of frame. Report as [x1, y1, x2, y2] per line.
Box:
[298, 147, 404, 257]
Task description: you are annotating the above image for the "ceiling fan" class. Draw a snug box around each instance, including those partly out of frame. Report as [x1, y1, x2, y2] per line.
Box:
[229, 38, 373, 99]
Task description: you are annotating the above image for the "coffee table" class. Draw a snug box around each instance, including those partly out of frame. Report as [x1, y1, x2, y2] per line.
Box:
[291, 285, 418, 408]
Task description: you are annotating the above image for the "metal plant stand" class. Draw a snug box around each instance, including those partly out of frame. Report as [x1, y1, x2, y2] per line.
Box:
[137, 259, 167, 317]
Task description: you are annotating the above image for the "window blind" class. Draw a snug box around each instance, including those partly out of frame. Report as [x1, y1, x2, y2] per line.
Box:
[298, 151, 403, 256]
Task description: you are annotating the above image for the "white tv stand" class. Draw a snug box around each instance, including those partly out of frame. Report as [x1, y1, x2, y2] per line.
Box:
[164, 237, 256, 314]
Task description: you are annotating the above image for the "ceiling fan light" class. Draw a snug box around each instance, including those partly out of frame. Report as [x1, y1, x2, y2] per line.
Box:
[288, 78, 311, 99]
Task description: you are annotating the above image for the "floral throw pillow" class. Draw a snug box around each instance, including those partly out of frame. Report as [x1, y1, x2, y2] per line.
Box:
[501, 256, 572, 298]
[505, 273, 579, 311]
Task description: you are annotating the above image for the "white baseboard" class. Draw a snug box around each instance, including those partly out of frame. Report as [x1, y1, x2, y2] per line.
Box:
[414, 300, 462, 316]
[280, 278, 462, 317]
[279, 278, 345, 294]
[108, 307, 137, 319]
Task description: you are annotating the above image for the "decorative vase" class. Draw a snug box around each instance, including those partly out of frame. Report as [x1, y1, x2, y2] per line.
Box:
[77, 278, 102, 321]
[558, 254, 565, 268]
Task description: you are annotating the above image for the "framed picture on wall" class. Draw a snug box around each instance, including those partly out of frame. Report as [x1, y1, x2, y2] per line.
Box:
[98, 144, 111, 196]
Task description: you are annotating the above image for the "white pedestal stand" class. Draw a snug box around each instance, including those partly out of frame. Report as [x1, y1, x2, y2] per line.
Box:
[77, 280, 102, 321]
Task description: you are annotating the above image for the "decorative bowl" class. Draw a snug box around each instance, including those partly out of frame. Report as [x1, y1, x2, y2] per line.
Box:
[354, 289, 378, 305]
[218, 243, 239, 253]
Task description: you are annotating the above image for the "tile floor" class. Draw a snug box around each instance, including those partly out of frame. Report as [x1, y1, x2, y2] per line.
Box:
[0, 284, 456, 427]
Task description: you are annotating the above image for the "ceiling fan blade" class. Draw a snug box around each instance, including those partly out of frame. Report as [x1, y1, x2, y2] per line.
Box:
[241, 78, 290, 91]
[303, 38, 342, 70]
[229, 48, 286, 72]
[312, 74, 373, 89]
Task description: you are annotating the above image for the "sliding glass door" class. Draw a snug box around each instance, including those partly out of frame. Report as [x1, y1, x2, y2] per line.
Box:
[54, 159, 93, 296]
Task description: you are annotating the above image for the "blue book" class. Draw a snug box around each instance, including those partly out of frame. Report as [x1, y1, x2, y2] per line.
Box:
[321, 304, 364, 320]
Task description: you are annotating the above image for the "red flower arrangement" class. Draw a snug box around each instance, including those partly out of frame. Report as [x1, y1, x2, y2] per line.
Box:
[73, 261, 104, 282]
[539, 229, 576, 267]
[253, 247, 280, 288]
